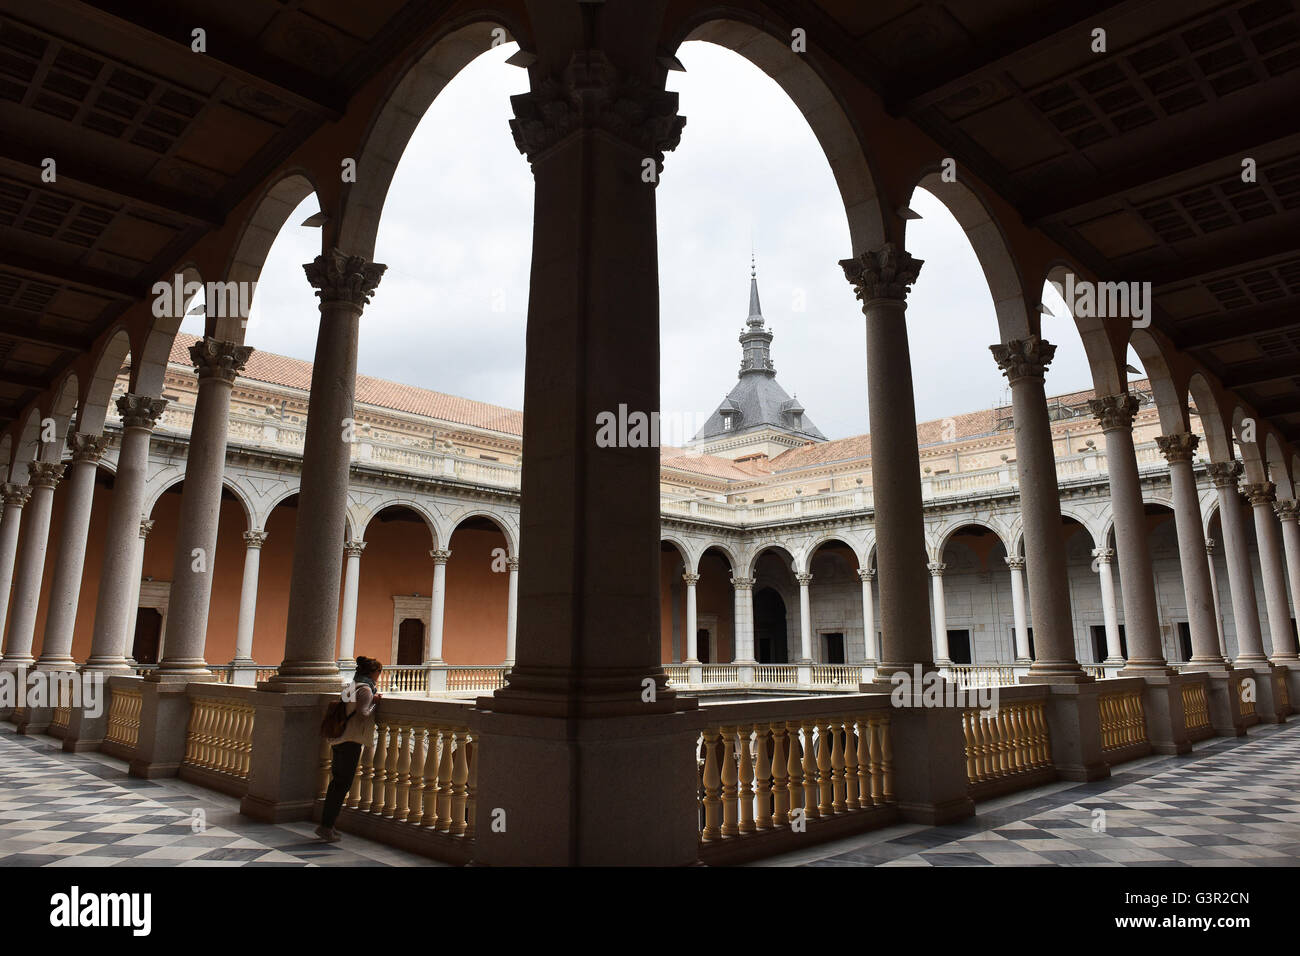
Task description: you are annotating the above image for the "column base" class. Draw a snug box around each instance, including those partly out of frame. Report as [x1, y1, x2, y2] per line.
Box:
[229, 659, 260, 686]
[240, 690, 334, 823]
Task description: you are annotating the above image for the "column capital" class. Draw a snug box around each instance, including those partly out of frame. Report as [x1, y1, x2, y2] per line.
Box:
[1, 483, 31, 509]
[303, 248, 386, 308]
[343, 539, 367, 558]
[430, 548, 452, 565]
[1088, 392, 1140, 432]
[681, 571, 700, 586]
[1205, 537, 1217, 555]
[927, 561, 946, 576]
[1244, 481, 1277, 506]
[1206, 459, 1243, 489]
[990, 335, 1056, 384]
[27, 460, 66, 490]
[116, 393, 168, 430]
[857, 567, 875, 582]
[509, 50, 685, 174]
[1005, 556, 1026, 570]
[1275, 499, 1299, 523]
[1091, 547, 1115, 564]
[729, 576, 754, 591]
[68, 431, 111, 463]
[190, 336, 253, 384]
[506, 555, 520, 571]
[1155, 431, 1199, 463]
[795, 572, 813, 586]
[139, 518, 155, 539]
[839, 243, 923, 304]
[242, 529, 269, 549]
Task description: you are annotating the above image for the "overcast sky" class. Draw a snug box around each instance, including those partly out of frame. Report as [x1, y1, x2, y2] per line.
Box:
[184, 41, 1131, 442]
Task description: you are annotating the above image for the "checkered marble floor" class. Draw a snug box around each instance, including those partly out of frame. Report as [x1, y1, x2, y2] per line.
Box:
[0, 726, 438, 867]
[760, 719, 1300, 867]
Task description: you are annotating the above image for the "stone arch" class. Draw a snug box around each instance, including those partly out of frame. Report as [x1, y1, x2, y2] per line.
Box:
[746, 541, 796, 578]
[661, 534, 694, 573]
[1045, 262, 1124, 396]
[1129, 328, 1190, 434]
[1265, 432, 1293, 498]
[136, 263, 202, 398]
[1186, 372, 1232, 462]
[336, 18, 526, 260]
[261, 485, 305, 531]
[41, 371, 79, 463]
[934, 518, 1011, 559]
[1231, 405, 1267, 482]
[673, 16, 886, 255]
[448, 508, 517, 556]
[144, 474, 254, 528]
[358, 498, 440, 546]
[220, 171, 323, 343]
[10, 408, 43, 485]
[699, 542, 740, 575]
[906, 172, 1029, 342]
[81, 327, 132, 435]
[0, 434, 9, 483]
[800, 532, 864, 574]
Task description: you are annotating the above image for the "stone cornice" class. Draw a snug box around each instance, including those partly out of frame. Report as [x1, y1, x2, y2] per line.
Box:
[840, 244, 922, 304]
[509, 51, 685, 173]
[303, 248, 386, 308]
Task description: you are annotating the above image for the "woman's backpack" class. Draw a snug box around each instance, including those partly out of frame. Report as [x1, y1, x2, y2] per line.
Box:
[321, 699, 352, 738]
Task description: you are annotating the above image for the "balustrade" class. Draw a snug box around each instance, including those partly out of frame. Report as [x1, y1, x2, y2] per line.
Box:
[1098, 687, 1148, 751]
[961, 695, 1051, 793]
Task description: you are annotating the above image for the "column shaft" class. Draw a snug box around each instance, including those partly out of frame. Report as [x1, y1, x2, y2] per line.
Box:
[0, 488, 28, 657]
[731, 577, 754, 663]
[427, 549, 449, 663]
[683, 572, 699, 663]
[1205, 541, 1228, 658]
[1278, 503, 1300, 655]
[1094, 549, 1123, 661]
[1245, 484, 1297, 661]
[1209, 462, 1266, 661]
[929, 562, 949, 663]
[338, 540, 365, 666]
[1006, 557, 1031, 661]
[859, 569, 876, 661]
[233, 531, 267, 663]
[796, 572, 813, 662]
[505, 557, 519, 665]
[1157, 434, 1224, 666]
[2, 462, 65, 665]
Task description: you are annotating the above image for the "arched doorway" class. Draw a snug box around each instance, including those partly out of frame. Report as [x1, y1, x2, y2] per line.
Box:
[754, 587, 788, 664]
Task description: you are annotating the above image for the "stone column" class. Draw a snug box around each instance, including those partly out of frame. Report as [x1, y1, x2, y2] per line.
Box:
[1277, 501, 1300, 649]
[82, 395, 166, 673]
[1092, 548, 1124, 662]
[1206, 539, 1228, 657]
[0, 484, 31, 658]
[125, 518, 153, 661]
[1156, 433, 1226, 667]
[841, 246, 931, 674]
[36, 434, 110, 669]
[1208, 461, 1266, 662]
[796, 571, 814, 662]
[232, 530, 268, 665]
[858, 567, 876, 662]
[682, 571, 699, 663]
[1244, 483, 1298, 662]
[1089, 393, 1166, 672]
[1006, 556, 1031, 662]
[272, 250, 384, 689]
[425, 548, 450, 664]
[337, 540, 365, 669]
[731, 576, 754, 663]
[1, 462, 66, 666]
[991, 337, 1084, 679]
[153, 338, 251, 681]
[928, 561, 950, 664]
[505, 555, 520, 666]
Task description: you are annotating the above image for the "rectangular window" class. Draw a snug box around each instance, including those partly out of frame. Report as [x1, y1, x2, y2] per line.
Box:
[947, 629, 972, 665]
[823, 632, 845, 664]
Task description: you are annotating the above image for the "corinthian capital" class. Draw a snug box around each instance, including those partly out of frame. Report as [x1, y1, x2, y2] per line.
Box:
[68, 432, 110, 464]
[1088, 392, 1140, 432]
[303, 248, 386, 308]
[430, 548, 452, 565]
[839, 244, 923, 304]
[1155, 431, 1199, 463]
[2, 483, 31, 509]
[1206, 459, 1243, 489]
[27, 460, 66, 490]
[116, 394, 168, 430]
[1275, 499, 1299, 523]
[1244, 481, 1276, 506]
[243, 530, 269, 549]
[730, 576, 754, 591]
[190, 337, 253, 384]
[510, 51, 685, 173]
[990, 335, 1056, 384]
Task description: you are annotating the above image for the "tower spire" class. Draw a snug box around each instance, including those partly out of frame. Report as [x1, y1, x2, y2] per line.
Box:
[748, 252, 763, 328]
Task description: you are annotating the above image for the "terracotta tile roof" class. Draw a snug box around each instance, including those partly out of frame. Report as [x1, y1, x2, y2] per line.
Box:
[660, 450, 757, 480]
[170, 334, 523, 436]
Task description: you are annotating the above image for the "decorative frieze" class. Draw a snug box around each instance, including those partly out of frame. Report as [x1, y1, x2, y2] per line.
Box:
[1155, 431, 1199, 463]
[116, 394, 168, 430]
[1206, 460, 1243, 490]
[26, 460, 66, 490]
[509, 51, 685, 172]
[191, 337, 253, 384]
[1088, 392, 1140, 432]
[303, 248, 386, 308]
[839, 244, 923, 304]
[68, 432, 111, 463]
[990, 336, 1056, 384]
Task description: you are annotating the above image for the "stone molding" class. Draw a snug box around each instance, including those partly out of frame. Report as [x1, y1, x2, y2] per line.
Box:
[191, 337, 253, 384]
[839, 243, 923, 304]
[1155, 431, 1199, 463]
[117, 394, 168, 430]
[303, 248, 386, 308]
[991, 336, 1056, 384]
[509, 51, 685, 172]
[1088, 392, 1140, 432]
